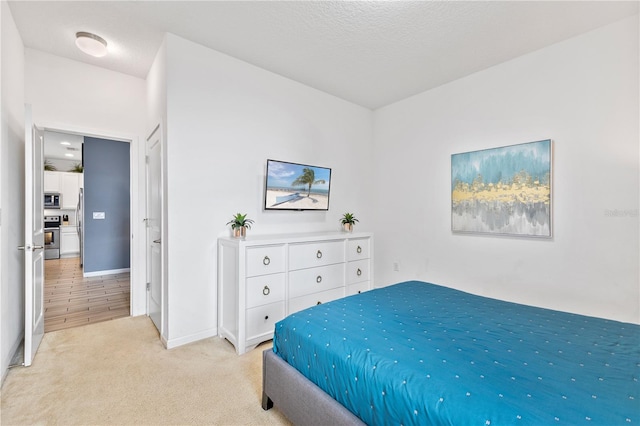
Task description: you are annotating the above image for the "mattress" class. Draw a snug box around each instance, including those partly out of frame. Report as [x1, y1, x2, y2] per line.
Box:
[272, 281, 640, 425]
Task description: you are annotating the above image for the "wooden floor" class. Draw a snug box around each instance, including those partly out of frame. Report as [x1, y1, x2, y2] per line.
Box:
[44, 257, 130, 333]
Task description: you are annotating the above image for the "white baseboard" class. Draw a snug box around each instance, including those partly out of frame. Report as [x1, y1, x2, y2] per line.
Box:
[83, 267, 130, 277]
[164, 328, 217, 349]
[1, 333, 24, 385]
[161, 334, 169, 349]
[59, 253, 79, 259]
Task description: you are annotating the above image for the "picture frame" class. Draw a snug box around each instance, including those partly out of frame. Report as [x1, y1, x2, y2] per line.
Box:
[451, 139, 552, 238]
[264, 159, 331, 211]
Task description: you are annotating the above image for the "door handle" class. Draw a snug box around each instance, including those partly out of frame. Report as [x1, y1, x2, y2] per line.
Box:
[17, 245, 43, 251]
[153, 239, 161, 244]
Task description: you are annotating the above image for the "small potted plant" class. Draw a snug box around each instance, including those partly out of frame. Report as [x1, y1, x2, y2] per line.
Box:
[340, 212, 358, 232]
[44, 160, 57, 171]
[226, 213, 254, 239]
[69, 163, 83, 173]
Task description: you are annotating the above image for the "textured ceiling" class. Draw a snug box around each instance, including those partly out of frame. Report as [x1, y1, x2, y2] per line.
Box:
[8, 1, 639, 109]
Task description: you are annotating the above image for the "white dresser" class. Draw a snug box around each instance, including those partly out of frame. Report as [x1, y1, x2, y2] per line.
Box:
[218, 231, 373, 354]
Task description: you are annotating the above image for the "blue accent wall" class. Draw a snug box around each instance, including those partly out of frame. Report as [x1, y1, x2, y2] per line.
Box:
[83, 137, 130, 273]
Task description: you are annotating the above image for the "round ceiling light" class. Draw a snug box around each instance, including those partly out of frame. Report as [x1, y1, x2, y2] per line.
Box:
[75, 32, 108, 57]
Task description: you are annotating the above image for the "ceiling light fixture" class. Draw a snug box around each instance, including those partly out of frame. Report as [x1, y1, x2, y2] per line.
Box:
[65, 153, 75, 158]
[75, 32, 108, 57]
[60, 141, 71, 146]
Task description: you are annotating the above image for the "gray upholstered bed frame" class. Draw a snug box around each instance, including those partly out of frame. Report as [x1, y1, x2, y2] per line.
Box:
[262, 349, 365, 425]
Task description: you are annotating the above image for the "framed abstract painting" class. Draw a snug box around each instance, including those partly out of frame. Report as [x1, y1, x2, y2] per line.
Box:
[451, 139, 552, 237]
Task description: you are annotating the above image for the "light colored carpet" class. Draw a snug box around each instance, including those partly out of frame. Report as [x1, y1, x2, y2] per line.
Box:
[0, 316, 291, 425]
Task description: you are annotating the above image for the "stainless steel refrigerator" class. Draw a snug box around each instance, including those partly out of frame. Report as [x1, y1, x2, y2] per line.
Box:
[76, 188, 84, 267]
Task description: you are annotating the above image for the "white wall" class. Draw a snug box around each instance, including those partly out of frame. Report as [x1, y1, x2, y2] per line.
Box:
[156, 34, 374, 347]
[373, 16, 639, 324]
[25, 49, 147, 316]
[0, 0, 25, 382]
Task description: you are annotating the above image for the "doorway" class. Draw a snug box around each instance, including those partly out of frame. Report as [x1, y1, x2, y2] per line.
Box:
[41, 130, 133, 333]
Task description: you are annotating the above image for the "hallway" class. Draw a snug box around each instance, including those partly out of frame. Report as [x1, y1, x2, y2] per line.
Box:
[44, 258, 130, 332]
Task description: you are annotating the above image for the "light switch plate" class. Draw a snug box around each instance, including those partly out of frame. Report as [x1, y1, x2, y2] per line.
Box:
[93, 212, 106, 219]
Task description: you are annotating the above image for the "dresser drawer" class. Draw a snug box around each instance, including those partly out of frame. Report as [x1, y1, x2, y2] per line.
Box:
[246, 273, 285, 309]
[289, 240, 345, 270]
[246, 302, 285, 341]
[347, 238, 370, 261]
[246, 245, 285, 277]
[289, 263, 345, 299]
[347, 259, 370, 284]
[288, 287, 345, 314]
[346, 281, 370, 296]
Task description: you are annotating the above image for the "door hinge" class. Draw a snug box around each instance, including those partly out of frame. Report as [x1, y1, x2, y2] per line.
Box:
[146, 282, 150, 291]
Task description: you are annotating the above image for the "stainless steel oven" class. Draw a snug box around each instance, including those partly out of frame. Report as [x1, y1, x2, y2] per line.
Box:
[44, 215, 61, 260]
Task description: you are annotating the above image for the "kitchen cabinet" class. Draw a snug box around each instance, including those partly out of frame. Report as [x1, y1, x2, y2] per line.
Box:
[60, 173, 81, 209]
[60, 225, 79, 257]
[218, 231, 373, 354]
[43, 171, 82, 209]
[44, 171, 60, 192]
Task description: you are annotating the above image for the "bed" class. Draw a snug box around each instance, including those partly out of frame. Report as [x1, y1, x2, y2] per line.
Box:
[262, 280, 640, 425]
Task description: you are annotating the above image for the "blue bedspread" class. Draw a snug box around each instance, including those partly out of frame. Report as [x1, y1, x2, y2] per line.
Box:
[273, 281, 640, 425]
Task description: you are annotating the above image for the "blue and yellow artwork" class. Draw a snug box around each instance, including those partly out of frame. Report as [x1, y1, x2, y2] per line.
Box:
[451, 139, 552, 237]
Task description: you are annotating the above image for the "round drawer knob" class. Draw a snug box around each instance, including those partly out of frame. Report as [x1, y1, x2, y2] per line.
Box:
[316, 275, 322, 283]
[357, 268, 362, 276]
[357, 290, 362, 294]
[316, 250, 323, 259]
[265, 315, 269, 320]
[357, 246, 362, 254]
[263, 285, 270, 296]
[263, 256, 271, 266]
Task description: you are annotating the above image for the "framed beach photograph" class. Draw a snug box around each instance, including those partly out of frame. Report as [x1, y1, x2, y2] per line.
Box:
[264, 159, 332, 211]
[451, 139, 552, 237]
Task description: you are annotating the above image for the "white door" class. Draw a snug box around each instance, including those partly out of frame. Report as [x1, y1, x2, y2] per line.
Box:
[23, 105, 45, 366]
[146, 125, 162, 333]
